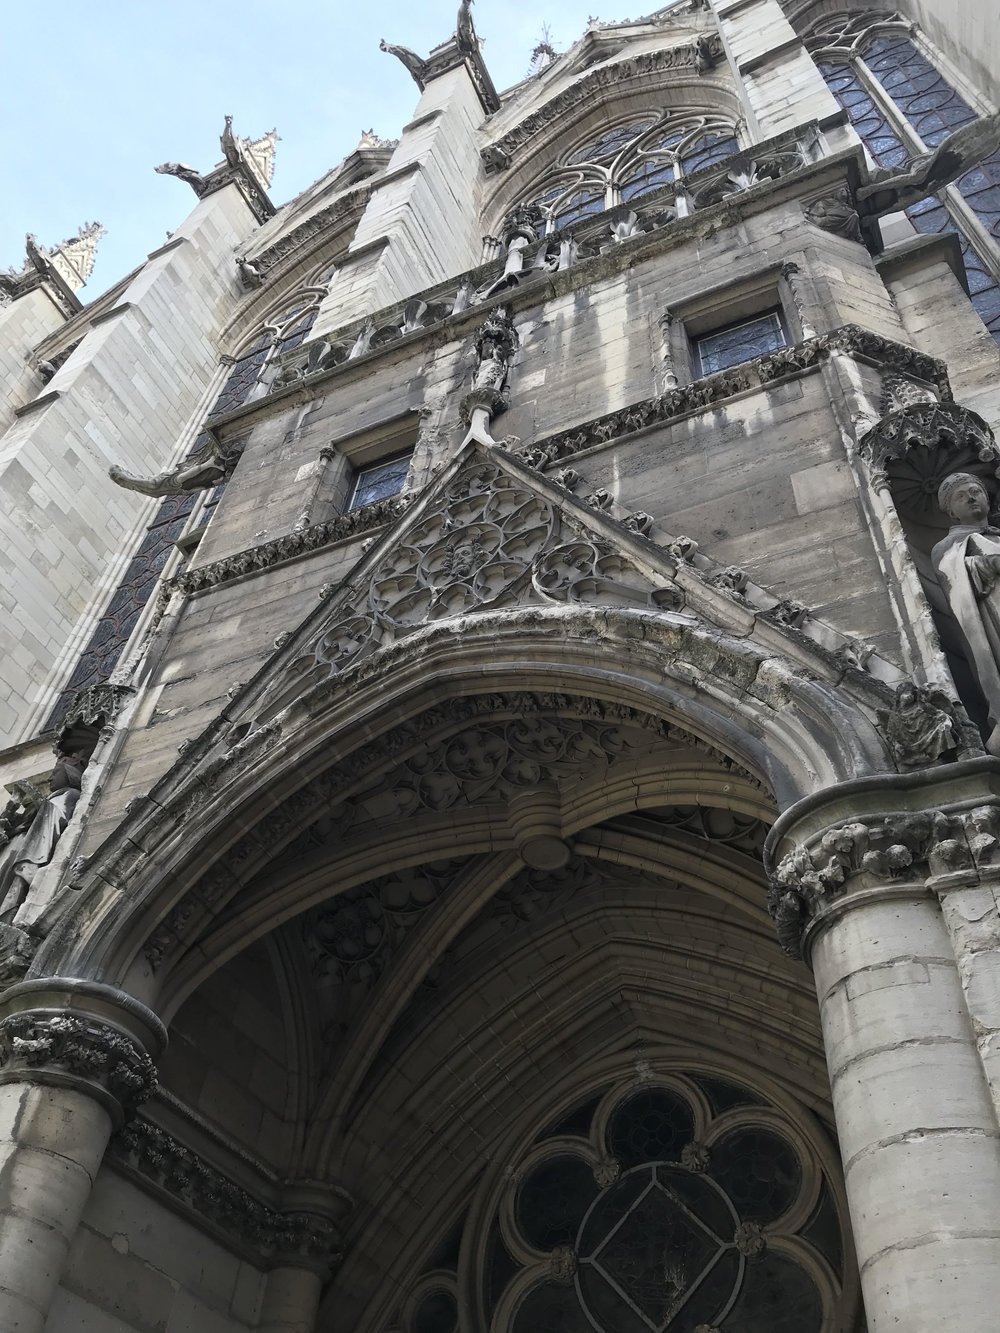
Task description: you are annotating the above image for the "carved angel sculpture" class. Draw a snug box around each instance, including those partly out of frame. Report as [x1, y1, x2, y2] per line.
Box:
[932, 471, 1000, 753]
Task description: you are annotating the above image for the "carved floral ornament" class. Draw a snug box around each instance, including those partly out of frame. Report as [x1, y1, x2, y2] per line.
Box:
[767, 797, 1000, 960]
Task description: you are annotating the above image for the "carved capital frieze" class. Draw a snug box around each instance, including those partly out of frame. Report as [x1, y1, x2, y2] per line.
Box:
[0, 980, 166, 1126]
[765, 765, 1000, 960]
[112, 1120, 348, 1273]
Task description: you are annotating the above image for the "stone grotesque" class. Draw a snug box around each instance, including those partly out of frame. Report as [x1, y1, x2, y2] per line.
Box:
[932, 472, 1000, 753]
[804, 190, 862, 243]
[482, 204, 544, 298]
[461, 307, 519, 443]
[154, 161, 208, 195]
[456, 0, 477, 54]
[857, 110, 1000, 216]
[378, 38, 429, 86]
[0, 750, 88, 921]
[109, 435, 244, 497]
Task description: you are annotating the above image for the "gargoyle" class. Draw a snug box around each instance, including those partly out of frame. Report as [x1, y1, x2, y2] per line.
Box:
[154, 162, 208, 196]
[857, 110, 1000, 216]
[379, 38, 429, 87]
[109, 437, 243, 498]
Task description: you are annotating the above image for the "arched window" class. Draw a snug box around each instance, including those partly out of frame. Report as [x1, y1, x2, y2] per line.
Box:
[520, 110, 740, 231]
[803, 12, 1000, 342]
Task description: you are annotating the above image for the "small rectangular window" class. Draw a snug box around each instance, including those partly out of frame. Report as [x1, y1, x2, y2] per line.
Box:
[347, 453, 412, 511]
[695, 309, 787, 377]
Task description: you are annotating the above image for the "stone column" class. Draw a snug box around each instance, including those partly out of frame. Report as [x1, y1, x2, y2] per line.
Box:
[766, 760, 1000, 1332]
[258, 1179, 352, 1333]
[0, 977, 165, 1333]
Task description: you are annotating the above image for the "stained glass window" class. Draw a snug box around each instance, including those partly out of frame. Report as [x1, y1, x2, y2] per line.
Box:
[523, 111, 741, 229]
[492, 1076, 836, 1333]
[815, 34, 1000, 345]
[348, 453, 412, 511]
[44, 302, 320, 730]
[695, 310, 787, 377]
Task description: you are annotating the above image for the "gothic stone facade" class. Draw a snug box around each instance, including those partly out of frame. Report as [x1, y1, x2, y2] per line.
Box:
[1, 3, 1000, 1332]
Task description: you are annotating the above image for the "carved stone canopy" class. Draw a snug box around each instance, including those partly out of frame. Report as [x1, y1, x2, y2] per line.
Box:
[859, 401, 999, 522]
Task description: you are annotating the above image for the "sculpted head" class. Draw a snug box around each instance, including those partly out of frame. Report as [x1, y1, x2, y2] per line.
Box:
[938, 472, 991, 525]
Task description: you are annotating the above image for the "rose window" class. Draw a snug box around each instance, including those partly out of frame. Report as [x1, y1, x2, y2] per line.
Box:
[481, 1074, 850, 1332]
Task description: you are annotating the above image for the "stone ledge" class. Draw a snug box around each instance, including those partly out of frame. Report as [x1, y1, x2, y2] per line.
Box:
[13, 389, 60, 418]
[739, 37, 805, 76]
[90, 300, 135, 327]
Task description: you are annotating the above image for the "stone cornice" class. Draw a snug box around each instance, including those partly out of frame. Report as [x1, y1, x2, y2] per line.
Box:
[110, 1118, 347, 1274]
[172, 494, 412, 598]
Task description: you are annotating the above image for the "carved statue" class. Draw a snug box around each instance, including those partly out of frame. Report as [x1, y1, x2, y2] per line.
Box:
[482, 204, 544, 298]
[220, 113, 241, 168]
[0, 750, 87, 921]
[109, 435, 242, 497]
[932, 472, 1000, 753]
[379, 38, 429, 86]
[857, 110, 1000, 216]
[461, 308, 519, 444]
[805, 191, 863, 243]
[236, 256, 263, 289]
[693, 37, 714, 73]
[154, 162, 207, 195]
[879, 682, 961, 770]
[456, 0, 477, 54]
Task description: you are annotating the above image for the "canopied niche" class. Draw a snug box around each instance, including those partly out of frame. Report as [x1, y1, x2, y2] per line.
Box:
[859, 398, 1000, 731]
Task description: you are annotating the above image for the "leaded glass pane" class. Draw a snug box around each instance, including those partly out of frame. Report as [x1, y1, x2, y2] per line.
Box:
[517, 1155, 598, 1250]
[607, 1088, 696, 1166]
[864, 35, 978, 147]
[707, 1127, 801, 1224]
[348, 454, 411, 511]
[620, 160, 675, 202]
[574, 119, 656, 164]
[817, 60, 910, 167]
[555, 188, 606, 228]
[513, 1282, 591, 1333]
[696, 312, 786, 377]
[681, 132, 741, 176]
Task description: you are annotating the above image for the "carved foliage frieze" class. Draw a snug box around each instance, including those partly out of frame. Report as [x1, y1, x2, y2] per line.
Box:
[769, 802, 1000, 958]
[0, 1012, 156, 1119]
[112, 1119, 341, 1270]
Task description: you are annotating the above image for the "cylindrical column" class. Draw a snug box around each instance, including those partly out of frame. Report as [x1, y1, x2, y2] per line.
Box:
[258, 1267, 324, 1333]
[812, 890, 1000, 1330]
[0, 978, 165, 1333]
[767, 766, 1000, 1333]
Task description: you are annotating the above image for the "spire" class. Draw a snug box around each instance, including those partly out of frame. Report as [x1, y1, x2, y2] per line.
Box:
[242, 127, 280, 189]
[4, 222, 106, 296]
[528, 24, 558, 76]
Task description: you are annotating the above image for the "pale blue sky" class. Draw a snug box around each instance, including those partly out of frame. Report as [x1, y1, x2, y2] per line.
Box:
[3, 1, 614, 295]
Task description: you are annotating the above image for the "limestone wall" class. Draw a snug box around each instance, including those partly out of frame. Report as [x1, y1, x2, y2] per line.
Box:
[46, 1169, 264, 1333]
[0, 185, 257, 746]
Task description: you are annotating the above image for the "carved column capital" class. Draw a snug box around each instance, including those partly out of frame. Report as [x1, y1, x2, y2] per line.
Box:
[765, 758, 1000, 961]
[0, 979, 166, 1127]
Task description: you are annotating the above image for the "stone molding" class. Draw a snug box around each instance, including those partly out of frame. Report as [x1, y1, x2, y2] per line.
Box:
[481, 35, 726, 171]
[111, 1119, 346, 1273]
[521, 324, 950, 468]
[249, 184, 374, 278]
[764, 760, 1000, 960]
[170, 494, 413, 598]
[61, 681, 136, 737]
[0, 979, 166, 1125]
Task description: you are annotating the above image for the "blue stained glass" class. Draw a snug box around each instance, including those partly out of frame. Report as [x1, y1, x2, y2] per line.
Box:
[682, 132, 741, 176]
[818, 53, 1000, 345]
[696, 311, 787, 376]
[620, 160, 675, 202]
[348, 454, 412, 511]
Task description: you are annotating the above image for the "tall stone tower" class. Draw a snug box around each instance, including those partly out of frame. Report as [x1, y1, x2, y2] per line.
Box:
[1, 3, 1000, 1330]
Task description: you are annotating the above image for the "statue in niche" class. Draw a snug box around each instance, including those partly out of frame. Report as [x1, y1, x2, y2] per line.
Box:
[461, 306, 519, 445]
[932, 472, 1000, 753]
[0, 749, 88, 921]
